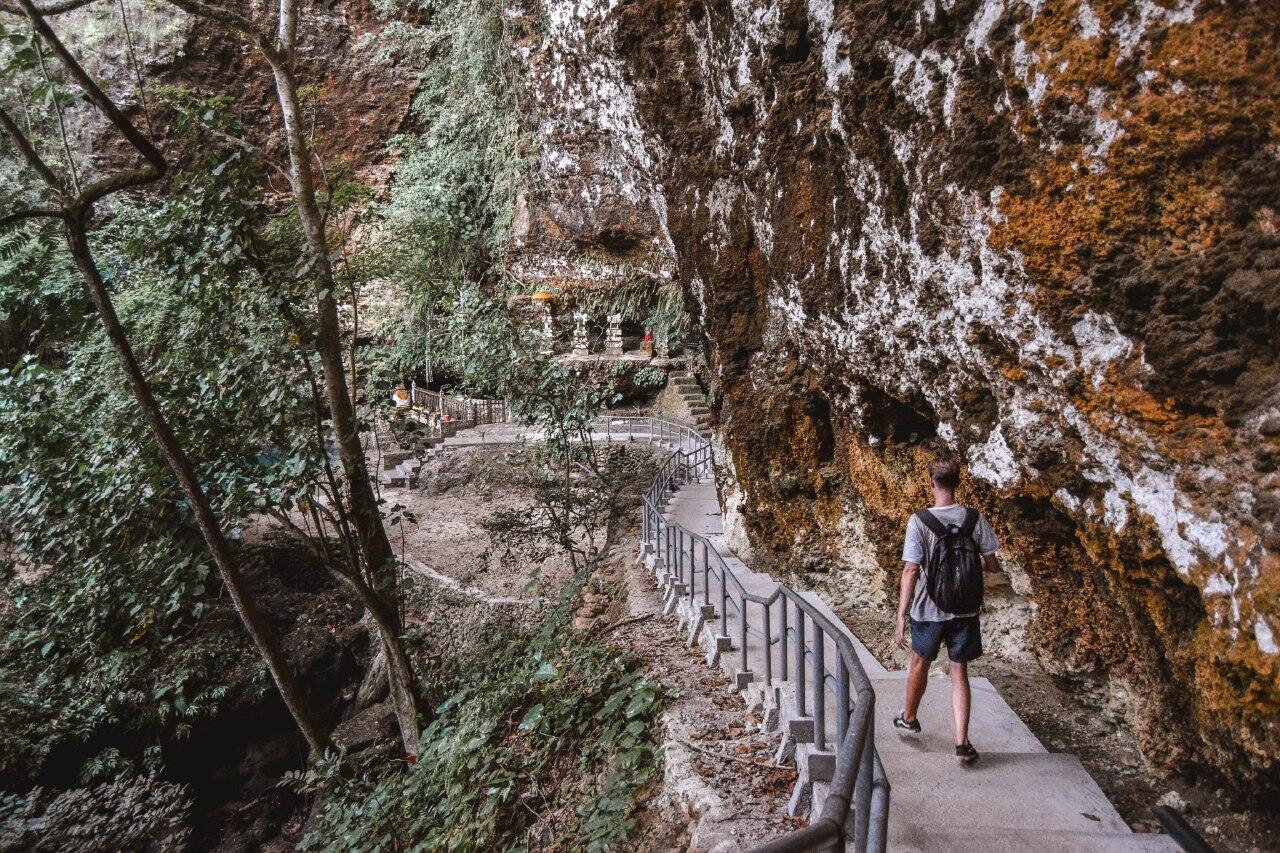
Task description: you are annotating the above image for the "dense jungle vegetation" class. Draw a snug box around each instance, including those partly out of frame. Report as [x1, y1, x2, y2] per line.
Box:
[0, 0, 666, 848]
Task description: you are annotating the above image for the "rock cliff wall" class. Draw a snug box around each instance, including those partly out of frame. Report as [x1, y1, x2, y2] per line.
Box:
[525, 0, 1279, 793]
[506, 1, 672, 289]
[142, 0, 415, 184]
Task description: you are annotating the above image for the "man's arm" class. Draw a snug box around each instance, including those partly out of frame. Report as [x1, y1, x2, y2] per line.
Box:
[894, 561, 919, 650]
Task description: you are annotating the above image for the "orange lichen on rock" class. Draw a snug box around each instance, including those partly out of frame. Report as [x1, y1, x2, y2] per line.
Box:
[995, 3, 1280, 293]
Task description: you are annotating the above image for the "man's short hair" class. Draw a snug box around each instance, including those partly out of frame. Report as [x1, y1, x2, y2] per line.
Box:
[928, 458, 961, 490]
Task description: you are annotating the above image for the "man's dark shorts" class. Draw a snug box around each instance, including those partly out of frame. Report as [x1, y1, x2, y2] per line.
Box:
[909, 616, 983, 663]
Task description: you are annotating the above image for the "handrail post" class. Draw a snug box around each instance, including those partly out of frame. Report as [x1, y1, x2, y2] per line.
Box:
[814, 629, 826, 752]
[780, 599, 788, 682]
[703, 540, 710, 605]
[764, 601, 773, 685]
[678, 528, 685, 586]
[796, 607, 807, 717]
[720, 561, 728, 638]
[740, 594, 749, 674]
[836, 653, 850, 744]
[688, 537, 696, 606]
[853, 711, 875, 852]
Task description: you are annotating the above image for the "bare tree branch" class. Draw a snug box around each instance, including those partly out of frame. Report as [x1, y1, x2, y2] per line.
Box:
[0, 103, 66, 192]
[0, 0, 95, 15]
[34, 36, 79, 194]
[116, 0, 154, 136]
[0, 208, 63, 228]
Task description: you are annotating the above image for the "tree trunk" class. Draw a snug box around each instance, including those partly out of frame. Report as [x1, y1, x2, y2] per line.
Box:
[267, 61, 393, 581]
[355, 644, 388, 707]
[266, 56, 420, 754]
[64, 214, 332, 758]
[336, 573, 422, 756]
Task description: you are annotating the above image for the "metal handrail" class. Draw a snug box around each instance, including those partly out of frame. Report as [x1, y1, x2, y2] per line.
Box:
[594, 414, 889, 851]
[411, 387, 509, 425]
[1153, 807, 1215, 853]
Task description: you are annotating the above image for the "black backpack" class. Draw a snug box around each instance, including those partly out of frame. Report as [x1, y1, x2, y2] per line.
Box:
[915, 508, 984, 614]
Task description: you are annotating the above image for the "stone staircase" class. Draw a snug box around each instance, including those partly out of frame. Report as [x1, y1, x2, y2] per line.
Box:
[650, 476, 1177, 852]
[668, 370, 711, 437]
[376, 415, 480, 487]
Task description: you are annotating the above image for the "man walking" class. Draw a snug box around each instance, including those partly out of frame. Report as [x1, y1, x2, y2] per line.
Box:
[893, 458, 1001, 765]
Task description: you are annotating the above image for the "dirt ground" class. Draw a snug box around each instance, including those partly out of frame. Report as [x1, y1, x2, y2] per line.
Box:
[383, 446, 580, 601]
[609, 549, 803, 852]
[839, 604, 1280, 853]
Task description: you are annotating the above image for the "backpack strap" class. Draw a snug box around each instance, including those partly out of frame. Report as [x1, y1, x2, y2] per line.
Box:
[914, 509, 950, 538]
[959, 507, 980, 539]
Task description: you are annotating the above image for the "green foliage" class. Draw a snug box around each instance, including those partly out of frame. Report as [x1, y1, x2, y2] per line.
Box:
[648, 278, 690, 347]
[573, 266, 688, 347]
[295, 596, 665, 852]
[365, 0, 527, 383]
[0, 147, 326, 778]
[377, 0, 520, 284]
[0, 773, 191, 852]
[0, 214, 83, 367]
[632, 366, 666, 389]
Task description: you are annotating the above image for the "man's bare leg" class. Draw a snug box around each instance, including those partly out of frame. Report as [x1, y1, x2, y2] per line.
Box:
[902, 652, 929, 723]
[949, 660, 971, 745]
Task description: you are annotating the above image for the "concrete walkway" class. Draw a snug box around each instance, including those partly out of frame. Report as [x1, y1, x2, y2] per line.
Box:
[655, 469, 1176, 851]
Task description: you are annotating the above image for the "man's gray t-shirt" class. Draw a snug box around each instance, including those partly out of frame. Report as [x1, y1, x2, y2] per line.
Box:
[901, 505, 999, 622]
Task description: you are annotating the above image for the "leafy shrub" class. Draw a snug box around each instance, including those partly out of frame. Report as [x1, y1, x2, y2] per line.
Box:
[0, 150, 318, 778]
[296, 596, 665, 852]
[631, 366, 666, 389]
[0, 773, 191, 852]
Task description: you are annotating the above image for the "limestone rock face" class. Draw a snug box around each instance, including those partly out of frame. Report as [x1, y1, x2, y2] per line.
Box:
[505, 1, 674, 291]
[153, 1, 416, 185]
[526, 0, 1279, 792]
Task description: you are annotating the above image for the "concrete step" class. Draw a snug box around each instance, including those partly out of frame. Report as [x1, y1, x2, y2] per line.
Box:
[382, 450, 416, 469]
[666, 486, 723, 538]
[870, 672, 1047, 754]
[888, 826, 1178, 853]
[885, 751, 1129, 836]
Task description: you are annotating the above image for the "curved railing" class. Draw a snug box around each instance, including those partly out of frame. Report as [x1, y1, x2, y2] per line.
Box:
[591, 415, 890, 852]
[410, 387, 509, 425]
